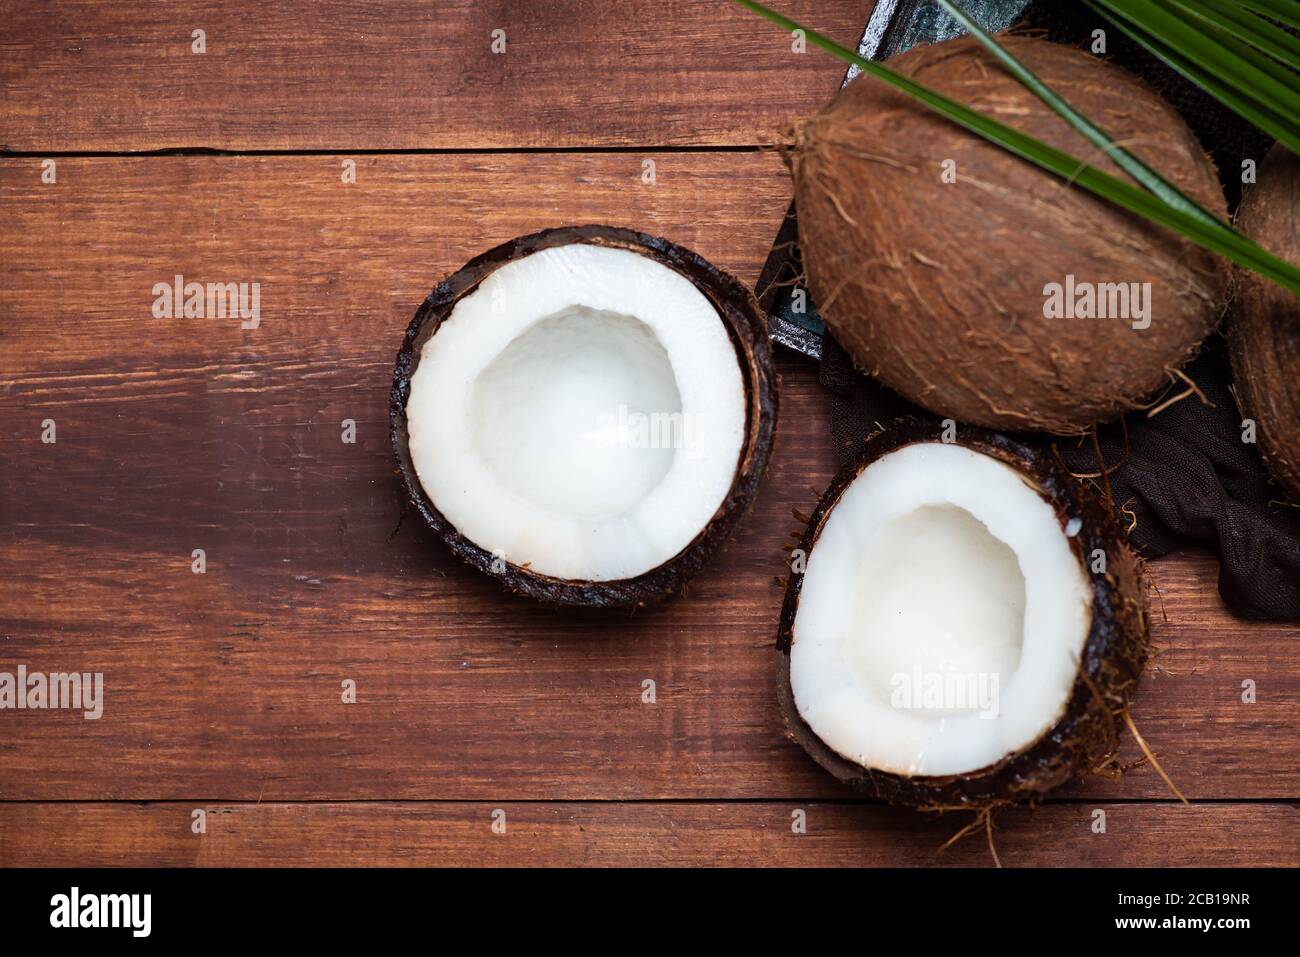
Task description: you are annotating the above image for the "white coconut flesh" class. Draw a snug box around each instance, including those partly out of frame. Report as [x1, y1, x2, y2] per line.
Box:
[406, 242, 747, 582]
[789, 442, 1094, 777]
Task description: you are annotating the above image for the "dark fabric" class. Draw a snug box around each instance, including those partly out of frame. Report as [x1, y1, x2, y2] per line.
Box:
[819, 335, 910, 466]
[820, 335, 1300, 621]
[1055, 344, 1300, 620]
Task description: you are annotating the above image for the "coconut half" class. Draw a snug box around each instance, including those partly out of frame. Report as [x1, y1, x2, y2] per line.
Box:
[391, 225, 777, 607]
[777, 421, 1148, 808]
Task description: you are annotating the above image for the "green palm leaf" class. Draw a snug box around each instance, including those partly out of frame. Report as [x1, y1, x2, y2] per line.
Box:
[935, 0, 1222, 229]
[1166, 0, 1300, 68]
[733, 0, 1300, 295]
[1233, 0, 1300, 33]
[1087, 0, 1300, 154]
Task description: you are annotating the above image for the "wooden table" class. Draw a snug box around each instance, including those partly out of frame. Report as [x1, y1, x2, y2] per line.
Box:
[1, 0, 1296, 867]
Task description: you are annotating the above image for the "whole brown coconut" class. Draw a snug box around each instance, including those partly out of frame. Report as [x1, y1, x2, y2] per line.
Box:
[793, 36, 1230, 434]
[777, 420, 1150, 809]
[1229, 143, 1300, 502]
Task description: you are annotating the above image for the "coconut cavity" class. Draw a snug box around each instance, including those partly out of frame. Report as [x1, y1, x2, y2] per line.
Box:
[393, 229, 779, 604]
[468, 304, 683, 522]
[846, 503, 1026, 719]
[792, 36, 1229, 434]
[778, 423, 1149, 808]
[790, 442, 1091, 777]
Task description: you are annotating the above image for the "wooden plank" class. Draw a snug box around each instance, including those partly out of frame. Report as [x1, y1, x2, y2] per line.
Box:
[1, 801, 1294, 867]
[2, 154, 1298, 802]
[0, 0, 865, 152]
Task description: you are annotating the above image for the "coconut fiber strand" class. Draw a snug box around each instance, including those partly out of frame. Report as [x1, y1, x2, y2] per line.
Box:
[813, 4, 1298, 620]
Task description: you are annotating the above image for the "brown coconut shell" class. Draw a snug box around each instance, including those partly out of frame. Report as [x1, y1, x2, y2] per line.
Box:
[390, 225, 779, 609]
[1228, 143, 1300, 503]
[792, 35, 1230, 435]
[776, 420, 1150, 809]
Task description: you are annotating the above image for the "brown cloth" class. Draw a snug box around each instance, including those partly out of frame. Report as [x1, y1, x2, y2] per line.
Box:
[820, 335, 1300, 621]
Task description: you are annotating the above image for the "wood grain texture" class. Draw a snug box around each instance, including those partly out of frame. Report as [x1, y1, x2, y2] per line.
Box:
[0, 0, 864, 152]
[2, 155, 1298, 810]
[1, 801, 1295, 867]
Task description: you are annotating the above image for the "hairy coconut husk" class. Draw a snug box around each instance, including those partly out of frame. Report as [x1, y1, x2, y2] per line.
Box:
[1228, 143, 1300, 503]
[792, 35, 1230, 435]
[776, 420, 1150, 809]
